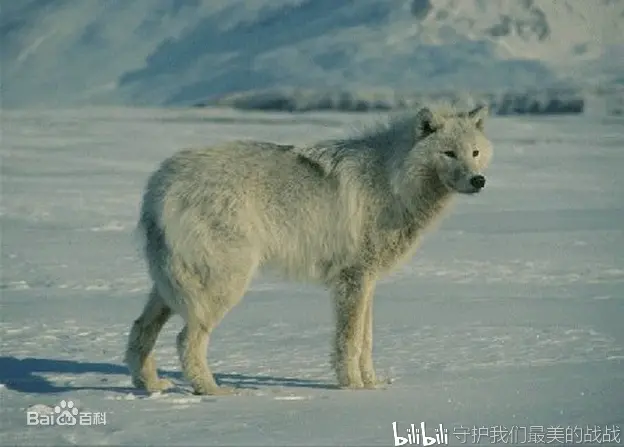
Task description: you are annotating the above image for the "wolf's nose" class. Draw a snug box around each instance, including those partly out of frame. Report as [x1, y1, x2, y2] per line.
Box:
[470, 175, 486, 189]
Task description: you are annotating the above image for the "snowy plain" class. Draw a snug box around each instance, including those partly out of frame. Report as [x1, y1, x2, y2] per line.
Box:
[1, 107, 623, 446]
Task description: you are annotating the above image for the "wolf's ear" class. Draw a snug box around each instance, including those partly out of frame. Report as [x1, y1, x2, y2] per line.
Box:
[468, 105, 488, 130]
[417, 107, 443, 136]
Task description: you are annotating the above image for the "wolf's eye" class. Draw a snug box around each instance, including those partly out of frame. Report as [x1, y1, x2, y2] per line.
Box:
[473, 150, 480, 157]
[443, 151, 456, 159]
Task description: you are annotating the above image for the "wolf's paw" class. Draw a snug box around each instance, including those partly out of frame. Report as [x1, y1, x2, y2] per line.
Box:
[362, 380, 379, 389]
[361, 368, 377, 388]
[337, 376, 365, 389]
[149, 378, 175, 392]
[133, 377, 174, 393]
[362, 377, 390, 389]
[186, 371, 237, 395]
[192, 384, 237, 396]
[336, 364, 365, 389]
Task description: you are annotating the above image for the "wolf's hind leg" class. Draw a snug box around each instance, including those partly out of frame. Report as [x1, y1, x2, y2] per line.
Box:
[125, 286, 173, 392]
[175, 263, 255, 395]
[176, 322, 237, 395]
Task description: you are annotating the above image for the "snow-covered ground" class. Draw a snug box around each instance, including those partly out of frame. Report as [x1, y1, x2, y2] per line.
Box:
[1, 108, 623, 446]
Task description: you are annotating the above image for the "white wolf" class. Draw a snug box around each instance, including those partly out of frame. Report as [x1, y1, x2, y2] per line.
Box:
[125, 104, 493, 395]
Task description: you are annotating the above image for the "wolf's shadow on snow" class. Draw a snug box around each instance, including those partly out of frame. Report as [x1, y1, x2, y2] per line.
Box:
[0, 356, 337, 394]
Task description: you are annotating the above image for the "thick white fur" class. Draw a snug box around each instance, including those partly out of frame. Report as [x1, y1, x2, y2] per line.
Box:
[124, 104, 493, 394]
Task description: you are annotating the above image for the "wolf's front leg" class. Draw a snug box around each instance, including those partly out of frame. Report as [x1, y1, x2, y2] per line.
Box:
[332, 269, 375, 389]
[359, 294, 378, 388]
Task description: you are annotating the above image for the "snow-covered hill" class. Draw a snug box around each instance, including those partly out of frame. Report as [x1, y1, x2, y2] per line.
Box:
[1, 0, 623, 108]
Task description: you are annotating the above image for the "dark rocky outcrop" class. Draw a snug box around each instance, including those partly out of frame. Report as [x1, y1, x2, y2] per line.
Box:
[195, 87, 588, 115]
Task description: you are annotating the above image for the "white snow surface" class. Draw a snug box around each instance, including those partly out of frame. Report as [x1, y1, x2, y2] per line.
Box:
[1, 108, 623, 445]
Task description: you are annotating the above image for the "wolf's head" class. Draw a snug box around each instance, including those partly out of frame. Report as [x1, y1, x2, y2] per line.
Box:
[413, 105, 493, 195]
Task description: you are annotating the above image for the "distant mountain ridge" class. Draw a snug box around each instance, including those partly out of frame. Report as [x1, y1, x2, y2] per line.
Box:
[1, 0, 623, 108]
